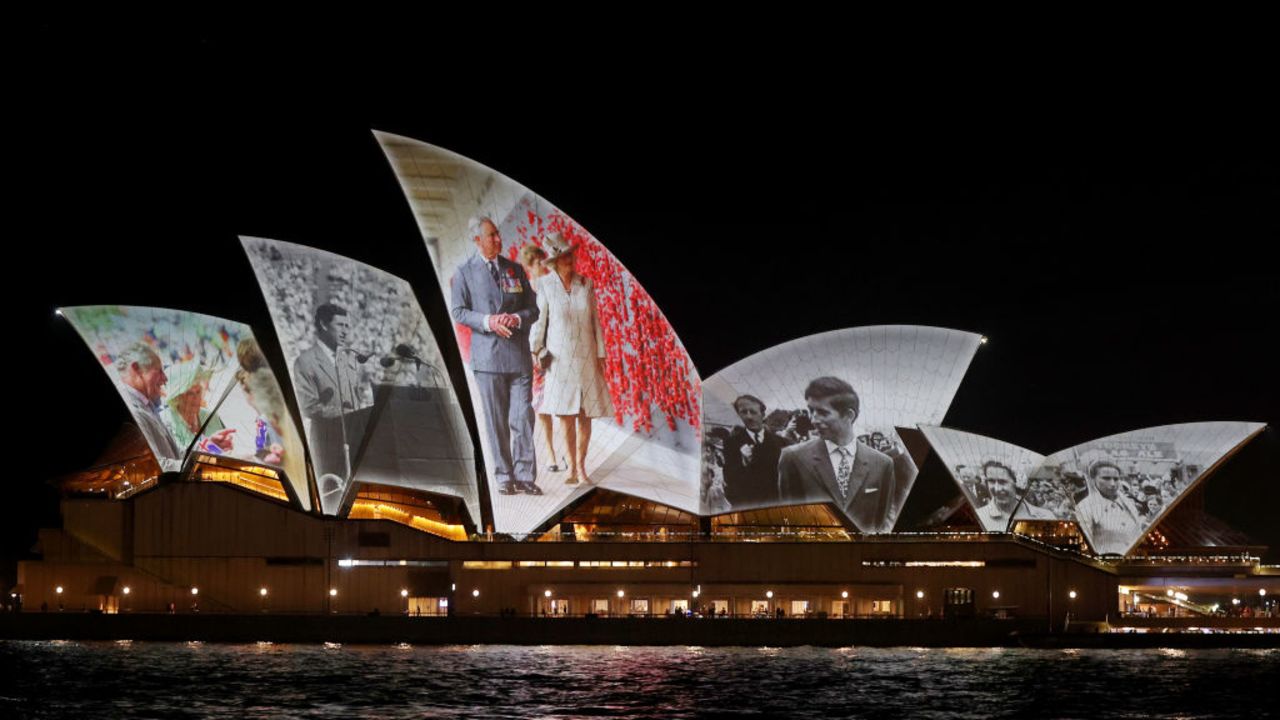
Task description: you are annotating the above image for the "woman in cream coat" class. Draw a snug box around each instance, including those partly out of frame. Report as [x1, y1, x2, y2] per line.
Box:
[528, 233, 614, 484]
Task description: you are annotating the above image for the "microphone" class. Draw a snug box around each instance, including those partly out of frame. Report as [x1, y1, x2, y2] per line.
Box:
[393, 344, 421, 362]
[339, 346, 376, 363]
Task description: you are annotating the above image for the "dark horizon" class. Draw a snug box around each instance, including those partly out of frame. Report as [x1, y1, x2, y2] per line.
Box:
[10, 29, 1278, 577]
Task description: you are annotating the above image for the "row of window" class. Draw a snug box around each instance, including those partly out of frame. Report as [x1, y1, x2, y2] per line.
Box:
[463, 560, 697, 570]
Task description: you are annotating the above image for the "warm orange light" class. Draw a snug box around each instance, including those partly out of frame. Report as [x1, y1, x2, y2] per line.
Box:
[346, 501, 467, 541]
[260, 588, 269, 597]
[400, 589, 409, 598]
[329, 588, 338, 597]
[122, 586, 131, 595]
[55, 586, 63, 594]
[191, 587, 199, 596]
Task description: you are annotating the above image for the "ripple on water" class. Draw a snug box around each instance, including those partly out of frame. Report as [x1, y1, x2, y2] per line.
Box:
[1, 642, 1278, 719]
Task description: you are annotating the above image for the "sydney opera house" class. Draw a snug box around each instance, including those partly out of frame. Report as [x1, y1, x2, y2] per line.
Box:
[16, 134, 1276, 630]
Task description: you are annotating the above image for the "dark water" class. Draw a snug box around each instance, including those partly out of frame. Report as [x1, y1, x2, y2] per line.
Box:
[1, 641, 1277, 719]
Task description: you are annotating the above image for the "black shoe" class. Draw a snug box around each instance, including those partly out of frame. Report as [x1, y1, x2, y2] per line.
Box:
[522, 482, 543, 496]
[499, 483, 519, 495]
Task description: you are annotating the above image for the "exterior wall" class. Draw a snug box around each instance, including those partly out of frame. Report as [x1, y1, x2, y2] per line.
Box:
[18, 483, 1123, 623]
[61, 499, 126, 561]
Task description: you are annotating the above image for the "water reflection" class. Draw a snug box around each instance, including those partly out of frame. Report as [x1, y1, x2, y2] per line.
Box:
[0, 642, 1276, 719]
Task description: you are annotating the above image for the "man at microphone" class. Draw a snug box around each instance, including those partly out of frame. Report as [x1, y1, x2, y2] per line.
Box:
[293, 303, 367, 493]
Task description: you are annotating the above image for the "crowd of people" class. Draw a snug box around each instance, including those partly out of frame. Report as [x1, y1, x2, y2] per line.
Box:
[952, 453, 1200, 552]
[244, 239, 442, 395]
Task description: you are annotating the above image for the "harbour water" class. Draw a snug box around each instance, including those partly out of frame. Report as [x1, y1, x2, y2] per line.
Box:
[2, 641, 1276, 718]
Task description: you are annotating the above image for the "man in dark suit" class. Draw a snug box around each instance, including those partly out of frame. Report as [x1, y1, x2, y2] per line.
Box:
[722, 394, 788, 510]
[777, 376, 897, 533]
[450, 217, 541, 496]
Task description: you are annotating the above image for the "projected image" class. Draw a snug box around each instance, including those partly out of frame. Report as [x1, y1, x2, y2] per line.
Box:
[917, 426, 1061, 531]
[1042, 422, 1263, 555]
[701, 327, 982, 532]
[61, 305, 310, 509]
[377, 134, 702, 534]
[242, 237, 478, 520]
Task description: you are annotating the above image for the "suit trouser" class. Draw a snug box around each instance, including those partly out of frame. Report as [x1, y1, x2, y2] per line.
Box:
[473, 370, 536, 486]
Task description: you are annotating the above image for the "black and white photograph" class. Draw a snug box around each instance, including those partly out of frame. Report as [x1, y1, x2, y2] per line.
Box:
[242, 236, 477, 519]
[701, 326, 982, 530]
[1048, 422, 1263, 555]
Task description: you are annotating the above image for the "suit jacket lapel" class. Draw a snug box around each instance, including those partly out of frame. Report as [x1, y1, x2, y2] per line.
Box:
[843, 445, 873, 512]
[807, 441, 842, 505]
[313, 347, 340, 388]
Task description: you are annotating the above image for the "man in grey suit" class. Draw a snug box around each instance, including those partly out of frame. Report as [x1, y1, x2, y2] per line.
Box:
[292, 303, 365, 504]
[450, 217, 541, 496]
[777, 376, 897, 533]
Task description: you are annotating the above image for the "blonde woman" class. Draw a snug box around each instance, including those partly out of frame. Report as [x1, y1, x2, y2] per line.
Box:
[518, 243, 563, 474]
[528, 233, 614, 484]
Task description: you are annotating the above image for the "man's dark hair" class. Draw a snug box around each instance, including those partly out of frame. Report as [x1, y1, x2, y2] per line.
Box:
[314, 303, 348, 332]
[803, 376, 860, 417]
[982, 460, 1016, 483]
[1088, 460, 1124, 480]
[732, 394, 767, 415]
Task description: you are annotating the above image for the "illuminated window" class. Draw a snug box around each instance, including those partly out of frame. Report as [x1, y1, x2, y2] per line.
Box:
[462, 561, 513, 570]
[861, 560, 986, 568]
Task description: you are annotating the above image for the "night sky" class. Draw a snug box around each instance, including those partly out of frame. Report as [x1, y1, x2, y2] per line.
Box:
[8, 28, 1278, 580]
